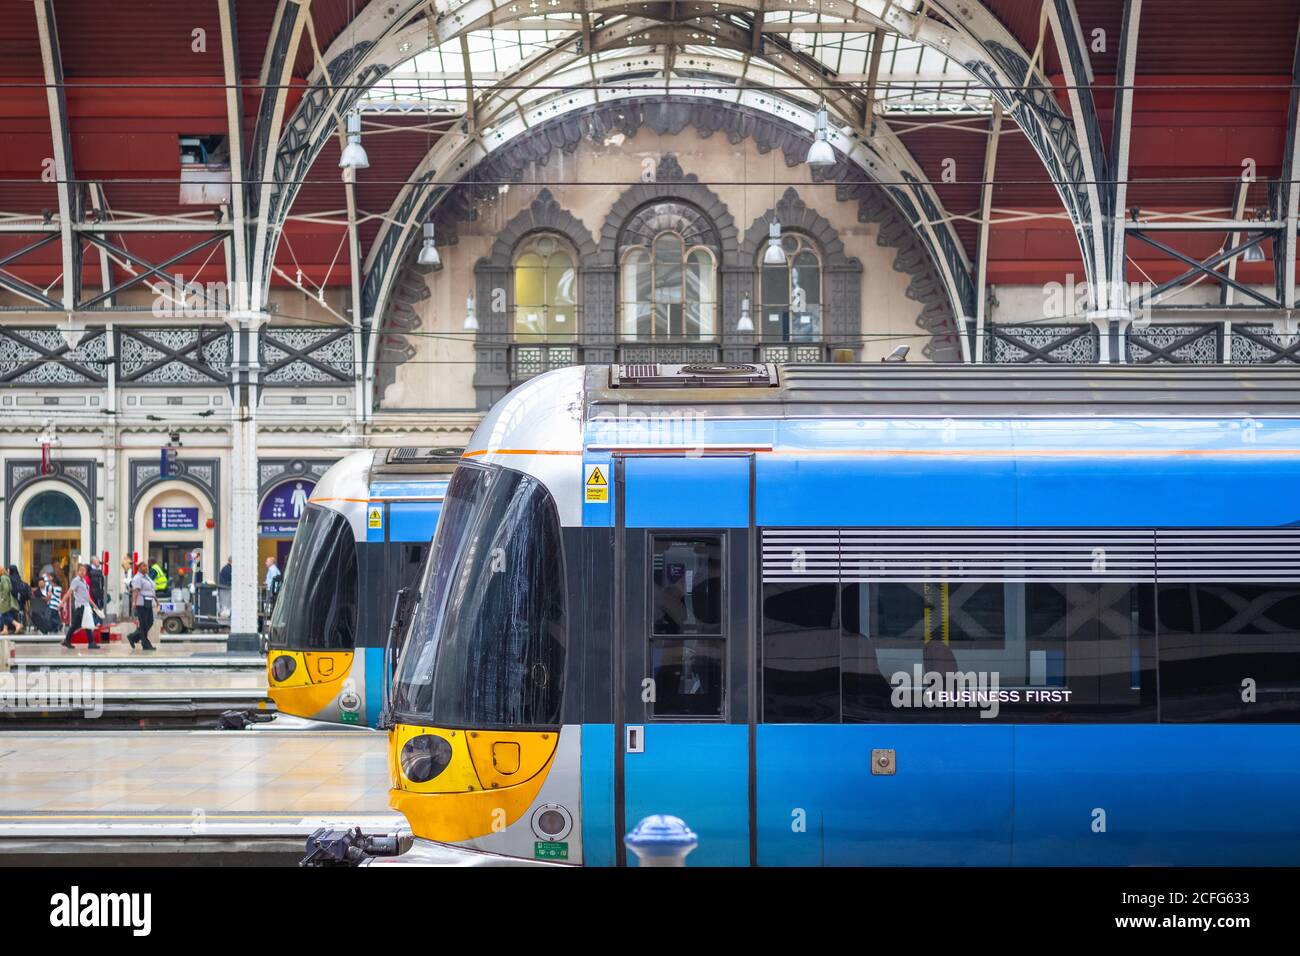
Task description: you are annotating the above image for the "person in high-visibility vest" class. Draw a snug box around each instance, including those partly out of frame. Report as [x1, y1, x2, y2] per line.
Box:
[149, 562, 168, 594]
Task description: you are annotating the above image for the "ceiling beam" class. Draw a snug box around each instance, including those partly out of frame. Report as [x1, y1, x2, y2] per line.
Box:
[974, 101, 1001, 362]
[32, 0, 79, 312]
[248, 0, 308, 313]
[1108, 0, 1140, 313]
[1279, 15, 1300, 309]
[1045, 0, 1111, 314]
[217, 0, 250, 308]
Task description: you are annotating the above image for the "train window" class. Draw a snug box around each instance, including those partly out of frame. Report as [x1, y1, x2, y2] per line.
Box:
[832, 581, 1155, 723]
[650, 640, 725, 717]
[651, 536, 724, 717]
[266, 505, 357, 651]
[763, 583, 839, 722]
[391, 465, 494, 716]
[1157, 583, 1300, 722]
[424, 467, 567, 728]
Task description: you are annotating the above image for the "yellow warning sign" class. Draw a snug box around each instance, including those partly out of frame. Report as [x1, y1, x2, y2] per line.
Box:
[584, 464, 609, 503]
[368, 506, 382, 529]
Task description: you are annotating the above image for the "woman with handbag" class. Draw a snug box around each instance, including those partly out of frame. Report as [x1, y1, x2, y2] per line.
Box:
[60, 561, 102, 649]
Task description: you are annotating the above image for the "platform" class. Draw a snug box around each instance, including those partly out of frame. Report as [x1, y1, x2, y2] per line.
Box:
[0, 729, 399, 862]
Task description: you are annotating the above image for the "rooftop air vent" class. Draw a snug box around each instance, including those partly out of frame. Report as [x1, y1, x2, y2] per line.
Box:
[610, 363, 778, 388]
[385, 446, 463, 465]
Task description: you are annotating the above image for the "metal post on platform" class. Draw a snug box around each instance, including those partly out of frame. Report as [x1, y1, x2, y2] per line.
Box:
[624, 815, 698, 867]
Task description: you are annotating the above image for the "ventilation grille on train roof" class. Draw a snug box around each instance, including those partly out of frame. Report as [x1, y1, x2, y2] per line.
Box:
[610, 363, 778, 388]
[385, 446, 463, 464]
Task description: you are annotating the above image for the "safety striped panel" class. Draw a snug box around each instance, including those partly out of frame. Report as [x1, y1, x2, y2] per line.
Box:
[761, 528, 1300, 584]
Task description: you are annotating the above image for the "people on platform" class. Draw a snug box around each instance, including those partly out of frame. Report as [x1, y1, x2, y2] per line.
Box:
[128, 561, 157, 652]
[35, 572, 62, 633]
[8, 565, 30, 630]
[219, 557, 233, 588]
[0, 568, 23, 635]
[60, 561, 102, 649]
[87, 556, 106, 622]
[149, 560, 169, 597]
[263, 556, 280, 603]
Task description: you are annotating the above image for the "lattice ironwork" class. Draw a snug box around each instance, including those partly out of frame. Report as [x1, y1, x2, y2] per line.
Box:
[1126, 324, 1222, 365]
[0, 327, 109, 385]
[260, 327, 356, 385]
[989, 324, 1098, 364]
[618, 343, 720, 365]
[1232, 325, 1300, 364]
[760, 343, 829, 364]
[509, 344, 582, 382]
[118, 327, 231, 384]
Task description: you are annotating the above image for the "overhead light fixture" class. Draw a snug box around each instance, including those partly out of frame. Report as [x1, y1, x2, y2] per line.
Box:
[417, 221, 441, 267]
[338, 110, 369, 169]
[737, 296, 754, 333]
[763, 221, 787, 265]
[464, 294, 478, 331]
[1243, 233, 1266, 262]
[805, 108, 835, 167]
[59, 314, 87, 351]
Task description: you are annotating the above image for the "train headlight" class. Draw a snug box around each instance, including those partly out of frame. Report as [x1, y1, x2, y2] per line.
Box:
[401, 733, 453, 783]
[271, 655, 296, 682]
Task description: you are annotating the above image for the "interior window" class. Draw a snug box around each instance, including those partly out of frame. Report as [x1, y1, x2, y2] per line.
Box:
[650, 535, 724, 717]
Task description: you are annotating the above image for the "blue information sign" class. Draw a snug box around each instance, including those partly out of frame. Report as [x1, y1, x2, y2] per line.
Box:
[153, 507, 199, 531]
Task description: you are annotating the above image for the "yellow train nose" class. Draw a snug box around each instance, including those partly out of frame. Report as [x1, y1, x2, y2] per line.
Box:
[389, 724, 558, 842]
[266, 649, 355, 719]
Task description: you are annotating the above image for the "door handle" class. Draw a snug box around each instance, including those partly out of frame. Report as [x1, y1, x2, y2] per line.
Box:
[625, 725, 644, 753]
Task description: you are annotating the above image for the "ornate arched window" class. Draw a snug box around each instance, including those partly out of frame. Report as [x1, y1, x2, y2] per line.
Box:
[619, 202, 719, 341]
[757, 233, 822, 342]
[512, 232, 578, 342]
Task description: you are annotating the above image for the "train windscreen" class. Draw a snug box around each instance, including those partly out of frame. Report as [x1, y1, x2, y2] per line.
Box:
[391, 463, 566, 728]
[267, 505, 358, 650]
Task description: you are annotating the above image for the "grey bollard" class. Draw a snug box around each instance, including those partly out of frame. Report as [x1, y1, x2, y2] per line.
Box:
[624, 814, 698, 867]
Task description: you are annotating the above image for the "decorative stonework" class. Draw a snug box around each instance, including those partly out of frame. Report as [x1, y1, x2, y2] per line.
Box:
[369, 97, 969, 402]
[127, 456, 221, 568]
[471, 188, 601, 410]
[4, 458, 98, 564]
[738, 187, 864, 352]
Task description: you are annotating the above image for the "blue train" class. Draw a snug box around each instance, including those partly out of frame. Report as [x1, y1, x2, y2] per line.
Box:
[378, 363, 1300, 866]
[266, 447, 454, 727]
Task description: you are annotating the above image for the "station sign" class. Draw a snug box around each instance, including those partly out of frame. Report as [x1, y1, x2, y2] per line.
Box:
[153, 507, 199, 531]
[261, 479, 315, 523]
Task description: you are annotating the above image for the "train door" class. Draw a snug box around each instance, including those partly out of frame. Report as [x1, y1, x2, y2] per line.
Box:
[615, 455, 754, 866]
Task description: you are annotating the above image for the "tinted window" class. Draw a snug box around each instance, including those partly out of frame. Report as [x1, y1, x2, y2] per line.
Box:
[391, 464, 567, 728]
[762, 579, 1156, 723]
[763, 583, 839, 722]
[267, 505, 358, 650]
[391, 466, 491, 714]
[1158, 583, 1300, 722]
[651, 536, 724, 717]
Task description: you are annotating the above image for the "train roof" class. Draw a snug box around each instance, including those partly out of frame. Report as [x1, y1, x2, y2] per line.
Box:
[585, 363, 1300, 418]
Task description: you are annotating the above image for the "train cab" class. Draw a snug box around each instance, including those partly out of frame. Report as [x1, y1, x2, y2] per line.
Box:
[266, 446, 459, 726]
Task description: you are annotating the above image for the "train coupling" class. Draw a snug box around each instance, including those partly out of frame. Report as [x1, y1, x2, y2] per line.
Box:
[301, 827, 413, 867]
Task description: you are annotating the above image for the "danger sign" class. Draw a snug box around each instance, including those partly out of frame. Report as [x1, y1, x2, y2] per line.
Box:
[368, 506, 382, 529]
[584, 464, 609, 503]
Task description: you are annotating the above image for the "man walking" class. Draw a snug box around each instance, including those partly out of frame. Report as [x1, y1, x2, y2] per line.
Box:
[127, 561, 157, 651]
[60, 561, 101, 649]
